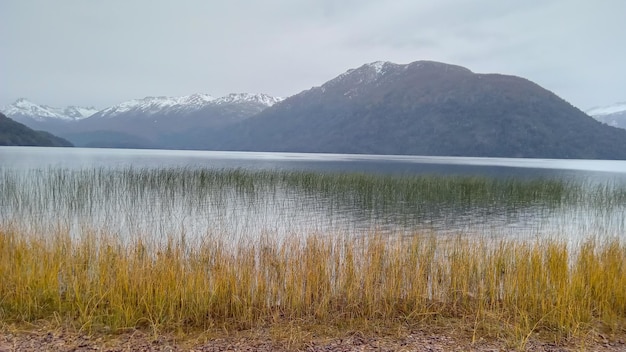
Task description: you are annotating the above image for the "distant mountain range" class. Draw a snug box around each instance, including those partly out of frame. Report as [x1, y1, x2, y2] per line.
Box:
[587, 102, 626, 130]
[0, 112, 73, 147]
[3, 98, 99, 121]
[2, 93, 283, 149]
[3, 60, 626, 159]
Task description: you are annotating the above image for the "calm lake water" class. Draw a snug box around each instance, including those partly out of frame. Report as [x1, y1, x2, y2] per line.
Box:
[2, 146, 626, 243]
[3, 146, 626, 180]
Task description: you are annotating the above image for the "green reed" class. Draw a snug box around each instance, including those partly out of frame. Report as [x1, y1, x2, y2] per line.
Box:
[1, 167, 623, 242]
[0, 167, 601, 221]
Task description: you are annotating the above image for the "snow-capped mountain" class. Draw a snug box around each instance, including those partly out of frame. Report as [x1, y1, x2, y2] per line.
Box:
[55, 92, 285, 149]
[214, 93, 283, 106]
[323, 61, 401, 90]
[318, 61, 470, 98]
[587, 102, 626, 116]
[1, 93, 283, 149]
[1, 98, 98, 121]
[205, 60, 626, 159]
[93, 94, 216, 119]
[92, 93, 282, 120]
[62, 106, 100, 119]
[587, 102, 626, 130]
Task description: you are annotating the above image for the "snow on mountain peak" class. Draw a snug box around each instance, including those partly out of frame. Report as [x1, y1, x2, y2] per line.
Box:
[95, 94, 214, 117]
[93, 93, 282, 119]
[1, 98, 97, 121]
[9, 98, 60, 118]
[366, 61, 391, 75]
[324, 61, 400, 89]
[586, 102, 626, 116]
[3, 92, 283, 122]
[179, 93, 216, 105]
[214, 93, 284, 106]
[63, 106, 99, 119]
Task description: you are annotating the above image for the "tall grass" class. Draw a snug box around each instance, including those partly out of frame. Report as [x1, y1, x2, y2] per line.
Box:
[0, 227, 624, 344]
[0, 168, 589, 219]
[1, 167, 625, 344]
[2, 167, 622, 242]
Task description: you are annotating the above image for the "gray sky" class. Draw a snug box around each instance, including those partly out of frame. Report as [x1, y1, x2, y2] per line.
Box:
[1, 0, 625, 110]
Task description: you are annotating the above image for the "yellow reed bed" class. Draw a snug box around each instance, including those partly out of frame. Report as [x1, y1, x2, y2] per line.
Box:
[0, 227, 624, 345]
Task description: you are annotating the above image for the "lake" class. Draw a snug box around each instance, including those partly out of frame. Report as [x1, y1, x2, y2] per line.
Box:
[1, 146, 626, 244]
[3, 146, 626, 179]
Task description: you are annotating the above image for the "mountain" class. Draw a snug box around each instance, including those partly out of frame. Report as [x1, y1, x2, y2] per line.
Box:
[5, 62, 626, 158]
[1, 98, 98, 139]
[0, 112, 73, 147]
[90, 93, 281, 120]
[202, 60, 626, 159]
[587, 102, 626, 130]
[2, 98, 98, 122]
[70, 93, 282, 148]
[1, 93, 283, 149]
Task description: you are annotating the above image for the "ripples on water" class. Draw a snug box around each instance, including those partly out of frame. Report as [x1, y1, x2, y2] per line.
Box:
[1, 147, 626, 244]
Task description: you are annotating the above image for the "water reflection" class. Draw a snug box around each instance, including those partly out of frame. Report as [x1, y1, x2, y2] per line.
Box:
[1, 147, 626, 244]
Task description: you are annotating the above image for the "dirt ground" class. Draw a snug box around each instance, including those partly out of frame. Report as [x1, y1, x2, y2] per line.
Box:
[1, 327, 625, 352]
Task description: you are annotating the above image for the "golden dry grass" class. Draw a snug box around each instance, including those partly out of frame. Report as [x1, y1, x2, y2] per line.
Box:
[1, 226, 624, 347]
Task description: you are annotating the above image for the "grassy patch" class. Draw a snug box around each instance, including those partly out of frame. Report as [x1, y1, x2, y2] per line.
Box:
[1, 227, 624, 345]
[1, 167, 625, 346]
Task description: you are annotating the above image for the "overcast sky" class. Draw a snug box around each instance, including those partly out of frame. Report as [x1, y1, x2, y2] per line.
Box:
[1, 0, 625, 110]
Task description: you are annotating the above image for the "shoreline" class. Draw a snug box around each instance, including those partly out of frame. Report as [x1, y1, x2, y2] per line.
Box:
[2, 325, 625, 351]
